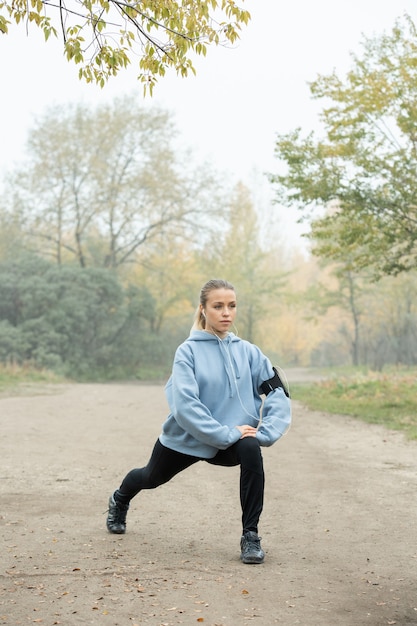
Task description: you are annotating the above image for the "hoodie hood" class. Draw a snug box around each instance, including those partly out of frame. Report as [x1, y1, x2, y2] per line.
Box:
[186, 330, 239, 342]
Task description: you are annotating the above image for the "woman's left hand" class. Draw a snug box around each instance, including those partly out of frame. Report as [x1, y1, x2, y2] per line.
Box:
[236, 425, 257, 439]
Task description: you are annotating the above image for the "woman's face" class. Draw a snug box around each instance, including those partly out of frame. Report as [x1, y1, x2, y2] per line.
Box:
[201, 288, 237, 337]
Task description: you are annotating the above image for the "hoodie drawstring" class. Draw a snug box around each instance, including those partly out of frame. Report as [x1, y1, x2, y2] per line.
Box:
[219, 336, 240, 398]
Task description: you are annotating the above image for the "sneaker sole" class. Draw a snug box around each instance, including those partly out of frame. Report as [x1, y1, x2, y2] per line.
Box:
[240, 555, 265, 564]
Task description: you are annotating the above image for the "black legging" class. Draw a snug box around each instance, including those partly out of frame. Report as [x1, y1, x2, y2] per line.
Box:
[116, 437, 265, 533]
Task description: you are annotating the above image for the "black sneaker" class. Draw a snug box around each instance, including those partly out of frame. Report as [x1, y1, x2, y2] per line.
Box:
[240, 531, 265, 564]
[106, 493, 129, 534]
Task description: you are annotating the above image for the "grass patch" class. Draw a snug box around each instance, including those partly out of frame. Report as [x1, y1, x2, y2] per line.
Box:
[292, 369, 417, 440]
[0, 363, 67, 394]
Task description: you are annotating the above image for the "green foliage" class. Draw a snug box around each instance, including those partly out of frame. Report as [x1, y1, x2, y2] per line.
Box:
[0, 255, 176, 379]
[0, 0, 250, 91]
[293, 369, 417, 440]
[0, 97, 283, 379]
[270, 16, 417, 279]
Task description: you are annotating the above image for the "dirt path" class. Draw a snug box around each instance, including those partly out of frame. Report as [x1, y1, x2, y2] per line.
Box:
[1, 381, 417, 626]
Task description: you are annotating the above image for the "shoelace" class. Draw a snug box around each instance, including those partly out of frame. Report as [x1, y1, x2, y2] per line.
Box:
[107, 499, 128, 519]
[243, 537, 262, 551]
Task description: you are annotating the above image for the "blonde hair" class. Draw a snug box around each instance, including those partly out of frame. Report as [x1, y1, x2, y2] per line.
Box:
[192, 279, 236, 331]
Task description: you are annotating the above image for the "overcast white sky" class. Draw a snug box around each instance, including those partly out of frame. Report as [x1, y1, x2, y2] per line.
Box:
[1, 0, 416, 245]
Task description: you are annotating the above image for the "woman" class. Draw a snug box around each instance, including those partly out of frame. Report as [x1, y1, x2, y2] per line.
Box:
[106, 279, 291, 564]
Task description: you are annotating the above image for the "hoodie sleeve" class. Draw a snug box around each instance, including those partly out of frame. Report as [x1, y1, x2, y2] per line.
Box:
[169, 354, 241, 450]
[245, 344, 291, 446]
[256, 386, 291, 446]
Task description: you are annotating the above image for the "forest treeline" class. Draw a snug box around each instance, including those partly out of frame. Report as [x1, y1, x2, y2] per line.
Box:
[2, 16, 417, 379]
[1, 238, 417, 380]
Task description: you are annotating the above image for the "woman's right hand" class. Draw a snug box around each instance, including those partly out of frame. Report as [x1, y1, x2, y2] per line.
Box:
[236, 425, 257, 439]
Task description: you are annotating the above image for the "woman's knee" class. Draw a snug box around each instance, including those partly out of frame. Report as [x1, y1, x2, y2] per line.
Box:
[122, 466, 162, 491]
[237, 437, 263, 468]
[238, 436, 261, 452]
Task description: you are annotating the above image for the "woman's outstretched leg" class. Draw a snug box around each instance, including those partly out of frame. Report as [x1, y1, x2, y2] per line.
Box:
[106, 440, 198, 534]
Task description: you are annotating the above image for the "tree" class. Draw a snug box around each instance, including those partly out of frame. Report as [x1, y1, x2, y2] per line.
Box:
[304, 263, 365, 366]
[204, 182, 287, 344]
[0, 254, 169, 377]
[359, 272, 417, 369]
[0, 0, 250, 91]
[0, 255, 126, 372]
[2, 96, 222, 268]
[270, 16, 417, 279]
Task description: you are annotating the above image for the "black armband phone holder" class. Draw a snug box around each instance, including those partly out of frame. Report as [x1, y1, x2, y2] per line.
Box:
[260, 367, 290, 398]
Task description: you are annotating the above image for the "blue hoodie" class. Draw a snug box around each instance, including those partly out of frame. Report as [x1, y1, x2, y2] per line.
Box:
[160, 331, 291, 458]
